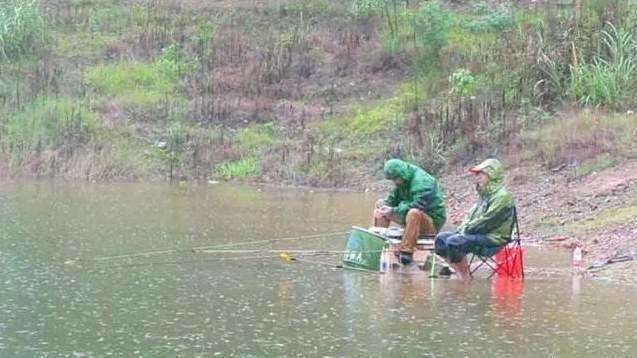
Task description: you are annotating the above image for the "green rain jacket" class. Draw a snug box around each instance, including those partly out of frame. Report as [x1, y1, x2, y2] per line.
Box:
[458, 159, 516, 246]
[383, 159, 446, 230]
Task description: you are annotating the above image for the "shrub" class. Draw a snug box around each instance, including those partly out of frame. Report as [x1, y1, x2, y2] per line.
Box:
[4, 98, 98, 164]
[568, 23, 636, 107]
[448, 68, 476, 98]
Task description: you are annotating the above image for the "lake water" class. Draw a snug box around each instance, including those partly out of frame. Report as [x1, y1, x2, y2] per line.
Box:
[1, 183, 635, 356]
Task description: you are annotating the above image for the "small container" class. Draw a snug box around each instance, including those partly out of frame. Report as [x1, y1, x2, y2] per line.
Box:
[380, 248, 389, 273]
[572, 245, 583, 269]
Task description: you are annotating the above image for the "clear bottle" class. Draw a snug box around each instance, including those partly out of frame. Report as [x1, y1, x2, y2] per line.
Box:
[572, 245, 583, 270]
[380, 247, 388, 273]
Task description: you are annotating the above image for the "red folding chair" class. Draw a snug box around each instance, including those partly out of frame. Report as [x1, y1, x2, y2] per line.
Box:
[469, 206, 524, 279]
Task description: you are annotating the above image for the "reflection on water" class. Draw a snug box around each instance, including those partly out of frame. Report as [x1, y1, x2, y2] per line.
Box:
[0, 182, 636, 356]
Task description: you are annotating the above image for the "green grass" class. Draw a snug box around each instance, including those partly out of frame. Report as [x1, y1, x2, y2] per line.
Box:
[234, 122, 280, 152]
[84, 45, 195, 116]
[214, 157, 261, 180]
[84, 58, 190, 118]
[4, 97, 98, 165]
[328, 81, 426, 137]
[568, 23, 636, 107]
[85, 61, 173, 97]
[55, 31, 120, 59]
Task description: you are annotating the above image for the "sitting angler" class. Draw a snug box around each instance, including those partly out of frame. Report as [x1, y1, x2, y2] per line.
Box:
[374, 159, 446, 265]
[435, 158, 516, 280]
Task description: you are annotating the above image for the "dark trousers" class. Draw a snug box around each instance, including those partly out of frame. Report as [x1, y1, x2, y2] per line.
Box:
[434, 231, 502, 263]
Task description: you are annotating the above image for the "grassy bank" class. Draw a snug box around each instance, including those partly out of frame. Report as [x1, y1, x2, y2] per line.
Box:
[1, 0, 636, 185]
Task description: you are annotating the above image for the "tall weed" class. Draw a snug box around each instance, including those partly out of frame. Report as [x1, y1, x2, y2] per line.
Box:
[0, 0, 47, 58]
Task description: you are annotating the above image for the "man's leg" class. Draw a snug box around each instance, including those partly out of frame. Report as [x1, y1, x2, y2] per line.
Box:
[450, 257, 471, 280]
[401, 208, 436, 253]
[434, 231, 456, 259]
[438, 233, 472, 280]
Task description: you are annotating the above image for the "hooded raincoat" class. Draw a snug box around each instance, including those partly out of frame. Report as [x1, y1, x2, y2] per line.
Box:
[458, 159, 515, 246]
[383, 159, 446, 230]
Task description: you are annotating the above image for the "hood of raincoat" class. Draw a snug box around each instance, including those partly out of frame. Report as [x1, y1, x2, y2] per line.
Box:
[470, 158, 504, 197]
[384, 159, 414, 181]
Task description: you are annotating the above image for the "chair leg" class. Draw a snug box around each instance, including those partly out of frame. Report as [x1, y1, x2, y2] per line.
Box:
[470, 256, 497, 277]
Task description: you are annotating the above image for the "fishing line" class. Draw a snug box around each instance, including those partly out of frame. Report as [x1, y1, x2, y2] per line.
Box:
[84, 231, 345, 262]
[191, 231, 345, 250]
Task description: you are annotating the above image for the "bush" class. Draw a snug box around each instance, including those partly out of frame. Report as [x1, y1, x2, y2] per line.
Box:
[568, 23, 636, 107]
[4, 98, 98, 164]
[448, 68, 476, 98]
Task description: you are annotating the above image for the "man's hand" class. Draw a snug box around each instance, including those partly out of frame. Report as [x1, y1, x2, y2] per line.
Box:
[374, 205, 392, 220]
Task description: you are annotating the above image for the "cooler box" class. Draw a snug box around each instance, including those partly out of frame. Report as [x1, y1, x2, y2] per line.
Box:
[342, 227, 388, 271]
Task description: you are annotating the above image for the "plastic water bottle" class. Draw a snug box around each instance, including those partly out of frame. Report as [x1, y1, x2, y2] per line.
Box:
[380, 248, 389, 273]
[572, 245, 583, 270]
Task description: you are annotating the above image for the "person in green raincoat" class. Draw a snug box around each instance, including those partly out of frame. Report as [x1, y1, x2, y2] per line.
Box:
[435, 158, 516, 279]
[374, 159, 446, 264]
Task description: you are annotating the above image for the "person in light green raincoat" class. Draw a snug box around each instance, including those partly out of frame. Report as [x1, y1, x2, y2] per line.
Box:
[435, 158, 516, 279]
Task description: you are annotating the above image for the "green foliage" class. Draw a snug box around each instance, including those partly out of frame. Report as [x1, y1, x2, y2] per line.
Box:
[85, 55, 191, 116]
[3, 0, 637, 185]
[4, 98, 98, 164]
[156, 44, 199, 80]
[86, 2, 131, 33]
[345, 82, 425, 136]
[351, 0, 410, 19]
[86, 45, 196, 97]
[214, 157, 261, 180]
[448, 68, 476, 98]
[411, 1, 452, 65]
[0, 0, 47, 58]
[55, 31, 119, 59]
[86, 62, 173, 97]
[234, 123, 279, 152]
[569, 23, 636, 107]
[464, 4, 515, 33]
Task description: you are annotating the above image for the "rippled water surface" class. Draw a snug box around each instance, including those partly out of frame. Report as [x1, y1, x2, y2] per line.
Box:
[1, 182, 635, 356]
